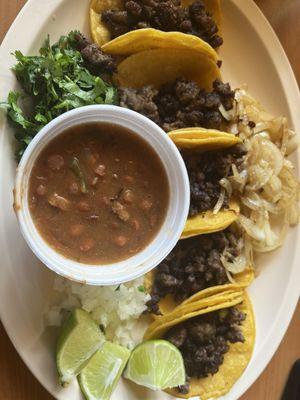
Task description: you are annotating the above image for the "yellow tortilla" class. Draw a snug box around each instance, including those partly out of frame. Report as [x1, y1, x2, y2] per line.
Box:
[234, 267, 255, 288]
[114, 48, 220, 91]
[169, 127, 241, 151]
[168, 128, 242, 239]
[182, 200, 240, 239]
[102, 29, 219, 61]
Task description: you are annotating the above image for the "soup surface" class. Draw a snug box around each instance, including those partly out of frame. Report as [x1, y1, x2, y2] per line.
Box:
[28, 122, 170, 264]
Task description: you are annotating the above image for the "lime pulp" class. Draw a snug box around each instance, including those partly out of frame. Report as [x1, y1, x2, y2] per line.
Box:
[78, 342, 131, 400]
[124, 340, 186, 390]
[56, 309, 105, 385]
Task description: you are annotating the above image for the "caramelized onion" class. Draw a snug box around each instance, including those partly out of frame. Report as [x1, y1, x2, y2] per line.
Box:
[228, 88, 299, 255]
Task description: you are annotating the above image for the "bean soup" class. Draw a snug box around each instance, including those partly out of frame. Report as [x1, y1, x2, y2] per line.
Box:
[28, 123, 170, 264]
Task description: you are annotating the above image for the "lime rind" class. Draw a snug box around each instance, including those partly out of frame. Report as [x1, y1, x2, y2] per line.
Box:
[124, 340, 185, 390]
[56, 309, 105, 385]
[78, 342, 131, 400]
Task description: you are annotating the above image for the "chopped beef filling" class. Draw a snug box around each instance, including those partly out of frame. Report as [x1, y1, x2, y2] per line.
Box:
[101, 0, 223, 48]
[73, 32, 116, 75]
[185, 144, 246, 217]
[119, 86, 160, 124]
[164, 307, 246, 393]
[119, 78, 235, 132]
[146, 229, 240, 315]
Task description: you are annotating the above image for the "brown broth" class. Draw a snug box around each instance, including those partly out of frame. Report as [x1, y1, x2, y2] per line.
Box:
[28, 122, 170, 264]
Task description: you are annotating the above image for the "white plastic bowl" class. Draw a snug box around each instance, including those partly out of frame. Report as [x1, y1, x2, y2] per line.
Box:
[14, 105, 190, 286]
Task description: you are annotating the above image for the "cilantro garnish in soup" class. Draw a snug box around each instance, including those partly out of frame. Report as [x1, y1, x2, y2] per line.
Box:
[28, 123, 170, 264]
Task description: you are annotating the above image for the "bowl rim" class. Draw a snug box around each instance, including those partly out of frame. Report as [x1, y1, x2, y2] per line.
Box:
[14, 104, 190, 285]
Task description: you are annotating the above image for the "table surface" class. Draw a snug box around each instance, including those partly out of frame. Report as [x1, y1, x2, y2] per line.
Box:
[1, 1, 300, 399]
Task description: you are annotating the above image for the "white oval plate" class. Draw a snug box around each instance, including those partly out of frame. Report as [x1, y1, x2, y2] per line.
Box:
[0, 1, 299, 399]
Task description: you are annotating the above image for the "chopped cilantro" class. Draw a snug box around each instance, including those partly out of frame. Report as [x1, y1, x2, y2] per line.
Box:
[138, 285, 145, 293]
[0, 31, 117, 160]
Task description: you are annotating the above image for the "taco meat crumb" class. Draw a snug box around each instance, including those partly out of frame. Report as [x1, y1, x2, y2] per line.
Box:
[178, 380, 191, 395]
[73, 32, 117, 74]
[101, 0, 223, 48]
[186, 144, 246, 216]
[164, 306, 246, 390]
[147, 228, 241, 314]
[119, 78, 235, 132]
[119, 86, 160, 123]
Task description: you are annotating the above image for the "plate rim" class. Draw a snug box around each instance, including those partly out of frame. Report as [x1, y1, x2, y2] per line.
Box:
[0, 0, 300, 399]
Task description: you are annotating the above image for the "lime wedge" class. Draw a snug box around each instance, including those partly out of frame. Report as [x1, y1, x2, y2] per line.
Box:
[78, 342, 131, 400]
[56, 309, 104, 385]
[124, 340, 185, 390]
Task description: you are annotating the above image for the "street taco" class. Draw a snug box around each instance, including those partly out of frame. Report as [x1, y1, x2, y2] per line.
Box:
[145, 288, 245, 336]
[173, 130, 246, 238]
[144, 292, 255, 400]
[146, 226, 254, 316]
[117, 66, 234, 133]
[115, 49, 245, 236]
[90, 0, 222, 49]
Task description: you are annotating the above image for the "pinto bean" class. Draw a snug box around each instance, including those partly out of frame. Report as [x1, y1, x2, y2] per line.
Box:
[80, 238, 95, 252]
[140, 199, 153, 211]
[114, 235, 127, 247]
[95, 164, 106, 176]
[122, 189, 134, 204]
[77, 201, 91, 212]
[124, 175, 134, 184]
[70, 224, 85, 237]
[47, 155, 64, 171]
[131, 219, 140, 231]
[36, 184, 47, 196]
[69, 182, 79, 195]
[100, 196, 110, 206]
[111, 221, 120, 229]
[150, 214, 158, 227]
